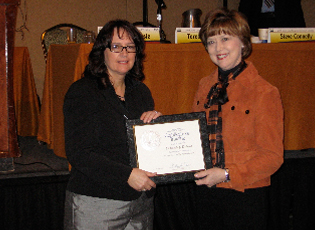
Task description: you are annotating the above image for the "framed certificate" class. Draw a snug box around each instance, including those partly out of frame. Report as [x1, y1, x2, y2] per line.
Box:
[126, 112, 212, 184]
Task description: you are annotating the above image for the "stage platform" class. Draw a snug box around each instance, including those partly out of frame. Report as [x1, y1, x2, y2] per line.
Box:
[1, 136, 314, 230]
[0, 136, 69, 230]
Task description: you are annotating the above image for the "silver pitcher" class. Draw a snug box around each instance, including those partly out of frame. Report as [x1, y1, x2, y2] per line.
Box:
[181, 9, 202, 27]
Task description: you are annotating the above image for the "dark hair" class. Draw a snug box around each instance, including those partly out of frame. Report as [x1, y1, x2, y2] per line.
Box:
[84, 19, 145, 87]
[199, 8, 252, 59]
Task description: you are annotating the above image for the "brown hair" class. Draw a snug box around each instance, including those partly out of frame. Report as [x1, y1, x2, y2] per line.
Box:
[85, 19, 145, 88]
[199, 8, 252, 59]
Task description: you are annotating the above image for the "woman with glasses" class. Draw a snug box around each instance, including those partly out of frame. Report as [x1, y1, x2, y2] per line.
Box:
[63, 19, 161, 230]
[192, 8, 284, 229]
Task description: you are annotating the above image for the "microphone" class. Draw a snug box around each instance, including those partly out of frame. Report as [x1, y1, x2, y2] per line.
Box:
[155, 0, 166, 8]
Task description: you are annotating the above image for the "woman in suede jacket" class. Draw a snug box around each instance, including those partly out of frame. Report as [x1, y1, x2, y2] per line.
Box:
[192, 8, 283, 230]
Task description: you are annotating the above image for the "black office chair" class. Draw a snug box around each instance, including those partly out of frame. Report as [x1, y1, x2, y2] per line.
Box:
[40, 23, 87, 62]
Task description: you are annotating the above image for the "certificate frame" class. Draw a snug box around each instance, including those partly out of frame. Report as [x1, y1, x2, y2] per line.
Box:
[126, 112, 212, 184]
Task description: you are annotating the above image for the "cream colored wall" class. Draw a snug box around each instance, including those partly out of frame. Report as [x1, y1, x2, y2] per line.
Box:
[14, 0, 315, 100]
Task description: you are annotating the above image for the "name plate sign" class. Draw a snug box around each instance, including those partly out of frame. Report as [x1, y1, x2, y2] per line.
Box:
[126, 112, 212, 184]
[268, 27, 315, 43]
[137, 27, 160, 41]
[175, 27, 201, 44]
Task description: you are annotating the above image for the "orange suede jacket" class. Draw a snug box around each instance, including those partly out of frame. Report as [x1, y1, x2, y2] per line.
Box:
[192, 62, 284, 192]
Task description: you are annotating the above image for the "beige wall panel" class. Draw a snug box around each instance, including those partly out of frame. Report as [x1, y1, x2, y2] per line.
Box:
[302, 0, 315, 27]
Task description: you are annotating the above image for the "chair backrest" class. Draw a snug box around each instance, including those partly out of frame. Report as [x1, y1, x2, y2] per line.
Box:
[40, 23, 87, 62]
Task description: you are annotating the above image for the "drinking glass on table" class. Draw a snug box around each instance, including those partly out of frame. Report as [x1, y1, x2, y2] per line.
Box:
[83, 31, 96, 44]
[67, 28, 77, 44]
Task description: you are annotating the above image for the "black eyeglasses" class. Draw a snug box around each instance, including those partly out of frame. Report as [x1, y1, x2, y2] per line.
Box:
[108, 44, 137, 53]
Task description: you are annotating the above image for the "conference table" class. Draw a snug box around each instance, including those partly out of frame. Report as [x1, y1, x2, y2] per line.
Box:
[37, 42, 315, 158]
[37, 42, 315, 230]
[13, 47, 40, 137]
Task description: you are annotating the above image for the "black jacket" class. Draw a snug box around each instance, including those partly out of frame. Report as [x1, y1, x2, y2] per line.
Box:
[63, 74, 155, 201]
[239, 0, 305, 36]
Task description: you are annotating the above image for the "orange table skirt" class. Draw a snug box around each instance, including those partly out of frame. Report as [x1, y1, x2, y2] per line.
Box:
[13, 47, 40, 136]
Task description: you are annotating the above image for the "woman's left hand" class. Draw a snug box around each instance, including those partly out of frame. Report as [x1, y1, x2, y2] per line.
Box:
[140, 110, 162, 123]
[128, 168, 157, 192]
[194, 167, 226, 187]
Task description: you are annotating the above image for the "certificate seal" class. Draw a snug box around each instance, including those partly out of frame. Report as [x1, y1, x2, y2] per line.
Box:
[140, 130, 161, 151]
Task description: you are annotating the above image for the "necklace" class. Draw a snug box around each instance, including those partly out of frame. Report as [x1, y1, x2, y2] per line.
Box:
[109, 78, 125, 101]
[117, 94, 125, 101]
